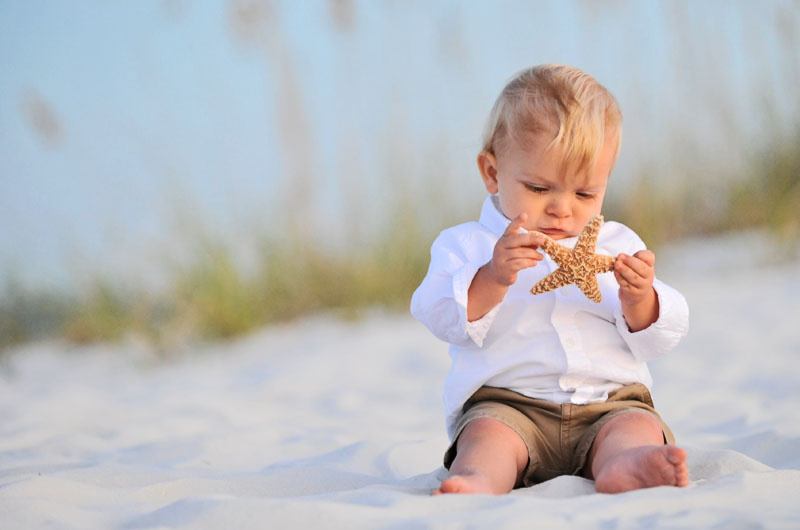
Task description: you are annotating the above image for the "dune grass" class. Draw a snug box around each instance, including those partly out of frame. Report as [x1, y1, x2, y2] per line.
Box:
[605, 129, 800, 251]
[0, 205, 437, 352]
[2, 133, 798, 353]
[725, 135, 800, 243]
[1, 281, 72, 348]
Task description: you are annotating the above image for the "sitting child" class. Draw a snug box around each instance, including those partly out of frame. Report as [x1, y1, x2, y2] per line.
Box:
[411, 64, 690, 495]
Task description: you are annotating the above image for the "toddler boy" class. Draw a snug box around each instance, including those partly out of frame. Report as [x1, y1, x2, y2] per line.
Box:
[411, 64, 689, 495]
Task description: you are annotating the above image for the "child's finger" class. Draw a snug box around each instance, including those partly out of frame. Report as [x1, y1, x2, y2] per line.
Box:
[616, 275, 631, 290]
[633, 250, 656, 267]
[513, 247, 544, 261]
[614, 271, 639, 294]
[526, 232, 545, 247]
[616, 253, 652, 279]
[503, 232, 544, 250]
[504, 213, 528, 235]
[501, 244, 544, 262]
[508, 257, 542, 271]
[614, 258, 644, 286]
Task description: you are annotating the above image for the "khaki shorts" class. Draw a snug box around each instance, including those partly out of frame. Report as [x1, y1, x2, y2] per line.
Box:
[444, 383, 675, 487]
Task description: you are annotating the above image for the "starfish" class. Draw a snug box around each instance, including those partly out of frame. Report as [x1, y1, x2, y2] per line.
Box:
[529, 215, 616, 303]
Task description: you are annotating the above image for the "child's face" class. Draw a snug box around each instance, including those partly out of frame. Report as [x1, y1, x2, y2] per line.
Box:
[478, 131, 616, 240]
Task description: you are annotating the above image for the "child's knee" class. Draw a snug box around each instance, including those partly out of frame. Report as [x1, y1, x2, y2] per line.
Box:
[600, 410, 665, 442]
[458, 417, 529, 465]
[460, 417, 521, 445]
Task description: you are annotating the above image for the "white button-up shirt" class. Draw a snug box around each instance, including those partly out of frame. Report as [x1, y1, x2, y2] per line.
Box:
[411, 195, 689, 439]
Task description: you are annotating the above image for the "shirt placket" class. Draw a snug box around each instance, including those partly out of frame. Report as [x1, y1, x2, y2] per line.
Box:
[546, 255, 591, 394]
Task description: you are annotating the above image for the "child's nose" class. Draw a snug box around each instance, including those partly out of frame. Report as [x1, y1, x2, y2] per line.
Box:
[546, 196, 571, 217]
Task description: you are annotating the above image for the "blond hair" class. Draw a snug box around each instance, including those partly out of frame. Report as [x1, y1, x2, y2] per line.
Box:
[482, 64, 623, 176]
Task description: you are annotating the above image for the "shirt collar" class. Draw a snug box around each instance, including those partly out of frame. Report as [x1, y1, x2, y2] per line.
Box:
[479, 195, 513, 236]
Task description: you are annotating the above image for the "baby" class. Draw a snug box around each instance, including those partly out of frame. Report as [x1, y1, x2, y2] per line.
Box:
[411, 64, 690, 495]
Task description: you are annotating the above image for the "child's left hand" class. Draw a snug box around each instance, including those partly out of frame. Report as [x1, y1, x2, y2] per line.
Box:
[614, 250, 655, 303]
[614, 250, 659, 331]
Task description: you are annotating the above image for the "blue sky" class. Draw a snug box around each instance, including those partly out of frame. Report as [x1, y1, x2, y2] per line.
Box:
[1, 1, 798, 292]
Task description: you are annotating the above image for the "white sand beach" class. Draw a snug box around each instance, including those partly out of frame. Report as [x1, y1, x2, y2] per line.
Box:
[2, 232, 799, 529]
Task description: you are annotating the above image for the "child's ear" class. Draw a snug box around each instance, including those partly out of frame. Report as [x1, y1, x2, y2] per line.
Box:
[477, 151, 499, 194]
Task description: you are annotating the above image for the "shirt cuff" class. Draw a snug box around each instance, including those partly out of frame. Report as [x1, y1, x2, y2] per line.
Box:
[615, 279, 689, 361]
[452, 261, 500, 348]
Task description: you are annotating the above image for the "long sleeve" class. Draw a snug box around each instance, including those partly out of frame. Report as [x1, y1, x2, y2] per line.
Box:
[614, 278, 690, 361]
[410, 227, 501, 348]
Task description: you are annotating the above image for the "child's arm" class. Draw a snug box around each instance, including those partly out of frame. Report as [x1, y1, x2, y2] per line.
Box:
[614, 250, 659, 332]
[468, 214, 544, 321]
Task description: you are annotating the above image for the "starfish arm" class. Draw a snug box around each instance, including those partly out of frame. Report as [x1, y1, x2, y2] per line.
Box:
[529, 217, 615, 303]
[587, 254, 616, 275]
[530, 268, 574, 295]
[575, 275, 603, 303]
[536, 233, 573, 266]
[573, 215, 604, 256]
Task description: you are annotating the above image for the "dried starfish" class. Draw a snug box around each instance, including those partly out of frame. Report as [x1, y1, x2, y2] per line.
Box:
[529, 215, 616, 303]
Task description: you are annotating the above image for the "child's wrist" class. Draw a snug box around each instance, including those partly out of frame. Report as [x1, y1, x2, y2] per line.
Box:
[468, 264, 510, 321]
[624, 284, 656, 304]
[621, 287, 659, 331]
[484, 261, 512, 287]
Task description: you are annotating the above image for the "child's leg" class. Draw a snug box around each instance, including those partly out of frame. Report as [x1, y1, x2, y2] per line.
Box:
[584, 411, 689, 493]
[434, 417, 529, 495]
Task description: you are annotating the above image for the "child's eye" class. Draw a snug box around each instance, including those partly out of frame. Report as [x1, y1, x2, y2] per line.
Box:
[525, 184, 548, 194]
[576, 192, 596, 199]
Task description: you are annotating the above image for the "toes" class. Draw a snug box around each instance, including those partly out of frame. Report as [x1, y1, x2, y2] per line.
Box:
[436, 477, 463, 494]
[433, 474, 502, 495]
[665, 445, 687, 465]
[664, 446, 689, 487]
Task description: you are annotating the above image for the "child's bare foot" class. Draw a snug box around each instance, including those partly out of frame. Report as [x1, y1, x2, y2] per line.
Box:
[593, 445, 688, 494]
[432, 472, 501, 495]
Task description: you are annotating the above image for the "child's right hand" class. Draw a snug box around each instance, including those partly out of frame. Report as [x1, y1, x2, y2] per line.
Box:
[485, 213, 545, 286]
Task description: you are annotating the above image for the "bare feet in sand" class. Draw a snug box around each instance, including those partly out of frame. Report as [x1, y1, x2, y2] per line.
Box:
[593, 444, 689, 494]
[434, 445, 689, 495]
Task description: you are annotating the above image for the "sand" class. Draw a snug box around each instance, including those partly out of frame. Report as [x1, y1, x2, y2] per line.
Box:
[2, 232, 799, 529]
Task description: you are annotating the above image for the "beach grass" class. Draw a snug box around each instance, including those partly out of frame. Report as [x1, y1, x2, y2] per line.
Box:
[0, 205, 437, 352]
[2, 132, 798, 352]
[606, 129, 800, 251]
[725, 131, 800, 243]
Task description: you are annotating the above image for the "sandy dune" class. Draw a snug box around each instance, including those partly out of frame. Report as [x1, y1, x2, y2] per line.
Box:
[2, 232, 799, 528]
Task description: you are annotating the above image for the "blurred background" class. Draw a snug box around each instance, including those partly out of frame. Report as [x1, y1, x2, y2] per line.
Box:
[1, 0, 799, 351]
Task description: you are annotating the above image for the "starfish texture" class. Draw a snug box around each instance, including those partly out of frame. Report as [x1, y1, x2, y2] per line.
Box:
[530, 215, 616, 303]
